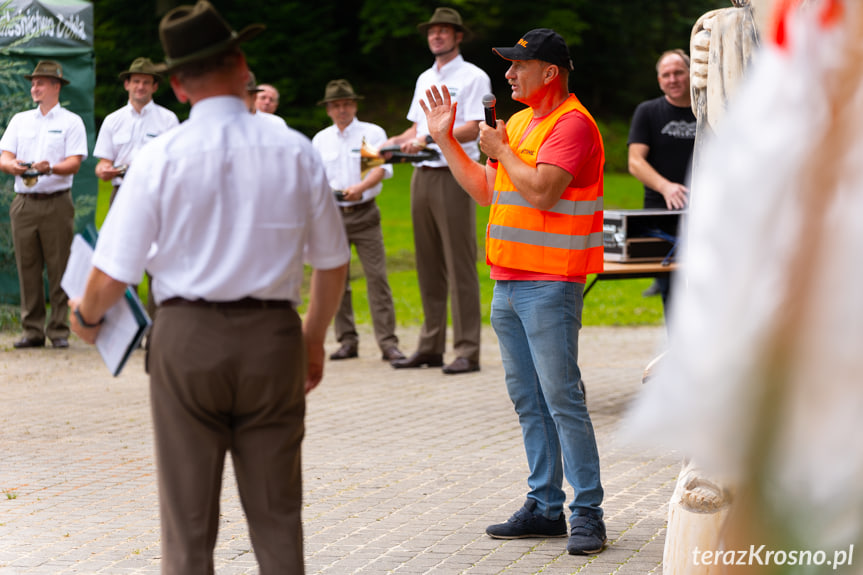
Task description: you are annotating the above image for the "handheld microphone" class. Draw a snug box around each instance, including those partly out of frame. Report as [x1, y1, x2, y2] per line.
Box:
[482, 93, 497, 162]
[482, 93, 496, 128]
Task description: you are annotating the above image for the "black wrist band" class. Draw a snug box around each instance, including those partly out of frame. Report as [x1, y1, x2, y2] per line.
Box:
[74, 307, 104, 328]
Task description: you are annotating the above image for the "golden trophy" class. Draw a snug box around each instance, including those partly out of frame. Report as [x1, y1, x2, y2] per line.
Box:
[358, 138, 440, 178]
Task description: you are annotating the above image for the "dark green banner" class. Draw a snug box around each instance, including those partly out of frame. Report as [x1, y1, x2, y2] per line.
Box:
[0, 0, 94, 304]
[0, 0, 93, 49]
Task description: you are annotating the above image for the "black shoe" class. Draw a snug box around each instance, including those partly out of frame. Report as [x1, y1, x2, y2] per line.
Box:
[486, 499, 567, 539]
[51, 338, 69, 349]
[442, 357, 480, 375]
[642, 280, 661, 297]
[566, 514, 607, 555]
[381, 346, 406, 362]
[13, 336, 45, 349]
[329, 343, 358, 360]
[391, 352, 443, 369]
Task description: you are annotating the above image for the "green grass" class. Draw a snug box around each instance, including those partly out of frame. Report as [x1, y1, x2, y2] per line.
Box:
[0, 162, 660, 333]
[346, 165, 662, 327]
[89, 166, 663, 329]
[0, 304, 20, 332]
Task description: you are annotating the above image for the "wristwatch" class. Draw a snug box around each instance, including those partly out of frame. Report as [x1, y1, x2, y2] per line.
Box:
[74, 307, 104, 329]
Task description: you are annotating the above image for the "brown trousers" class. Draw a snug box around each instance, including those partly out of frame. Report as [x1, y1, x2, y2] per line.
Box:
[410, 167, 481, 362]
[9, 191, 74, 341]
[334, 200, 399, 352]
[149, 305, 305, 574]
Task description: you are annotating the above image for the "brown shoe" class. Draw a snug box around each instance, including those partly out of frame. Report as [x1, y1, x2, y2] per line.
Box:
[13, 336, 45, 349]
[391, 352, 443, 369]
[381, 347, 406, 362]
[329, 343, 358, 360]
[442, 357, 480, 375]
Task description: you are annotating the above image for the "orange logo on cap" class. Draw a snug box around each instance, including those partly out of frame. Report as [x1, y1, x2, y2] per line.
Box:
[518, 39, 528, 47]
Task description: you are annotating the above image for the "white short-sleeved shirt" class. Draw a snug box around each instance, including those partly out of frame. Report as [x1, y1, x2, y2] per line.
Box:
[406, 54, 492, 167]
[256, 110, 289, 129]
[93, 100, 180, 186]
[0, 103, 88, 193]
[92, 96, 350, 305]
[311, 117, 392, 206]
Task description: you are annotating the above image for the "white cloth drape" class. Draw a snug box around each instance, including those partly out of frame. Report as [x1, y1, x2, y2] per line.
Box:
[625, 0, 863, 552]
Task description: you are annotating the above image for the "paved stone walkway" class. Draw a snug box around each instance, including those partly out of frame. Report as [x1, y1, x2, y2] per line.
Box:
[0, 325, 678, 574]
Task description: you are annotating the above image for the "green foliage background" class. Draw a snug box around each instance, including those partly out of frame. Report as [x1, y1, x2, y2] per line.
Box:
[0, 0, 31, 285]
[3, 0, 719, 328]
[92, 0, 727, 139]
[0, 58, 30, 280]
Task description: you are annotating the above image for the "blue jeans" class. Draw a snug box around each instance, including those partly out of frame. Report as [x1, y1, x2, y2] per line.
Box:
[491, 280, 604, 522]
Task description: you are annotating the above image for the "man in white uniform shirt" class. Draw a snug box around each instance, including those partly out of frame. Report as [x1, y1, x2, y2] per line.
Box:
[0, 60, 87, 350]
[312, 79, 404, 362]
[93, 57, 179, 205]
[68, 2, 349, 573]
[94, 57, 179, 320]
[385, 7, 490, 375]
[93, 58, 180, 204]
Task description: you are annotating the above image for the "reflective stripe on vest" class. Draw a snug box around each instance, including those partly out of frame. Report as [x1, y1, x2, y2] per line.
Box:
[488, 225, 604, 251]
[494, 190, 604, 217]
[487, 94, 605, 276]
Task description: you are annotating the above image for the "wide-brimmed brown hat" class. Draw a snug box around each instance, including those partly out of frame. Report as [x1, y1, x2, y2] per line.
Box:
[118, 57, 164, 81]
[24, 60, 70, 86]
[417, 7, 472, 41]
[159, 0, 264, 73]
[317, 79, 363, 106]
[246, 70, 263, 93]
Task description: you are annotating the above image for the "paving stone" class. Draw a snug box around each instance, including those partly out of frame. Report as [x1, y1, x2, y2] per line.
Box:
[0, 325, 677, 574]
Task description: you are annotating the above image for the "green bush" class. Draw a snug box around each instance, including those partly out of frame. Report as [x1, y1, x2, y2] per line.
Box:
[597, 117, 633, 175]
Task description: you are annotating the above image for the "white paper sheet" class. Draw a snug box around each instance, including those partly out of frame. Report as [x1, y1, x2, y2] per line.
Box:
[61, 234, 151, 376]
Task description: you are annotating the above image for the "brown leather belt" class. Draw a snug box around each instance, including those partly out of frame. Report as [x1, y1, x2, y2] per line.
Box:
[160, 297, 294, 309]
[340, 200, 374, 214]
[419, 165, 450, 171]
[21, 188, 70, 200]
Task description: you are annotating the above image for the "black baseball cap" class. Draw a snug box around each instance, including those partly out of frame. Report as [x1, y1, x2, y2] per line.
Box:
[492, 28, 573, 71]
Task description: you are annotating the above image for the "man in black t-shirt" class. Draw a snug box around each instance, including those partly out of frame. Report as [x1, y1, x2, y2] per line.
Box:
[628, 49, 696, 209]
[627, 49, 696, 306]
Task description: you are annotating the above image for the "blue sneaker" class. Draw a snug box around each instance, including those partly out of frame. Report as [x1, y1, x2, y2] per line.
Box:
[566, 514, 607, 555]
[486, 499, 567, 539]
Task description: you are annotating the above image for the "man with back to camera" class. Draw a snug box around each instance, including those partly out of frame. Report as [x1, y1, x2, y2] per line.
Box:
[0, 60, 87, 350]
[68, 1, 349, 572]
[420, 28, 607, 555]
[627, 50, 696, 309]
[312, 79, 405, 362]
[385, 6, 490, 375]
[93, 57, 179, 207]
